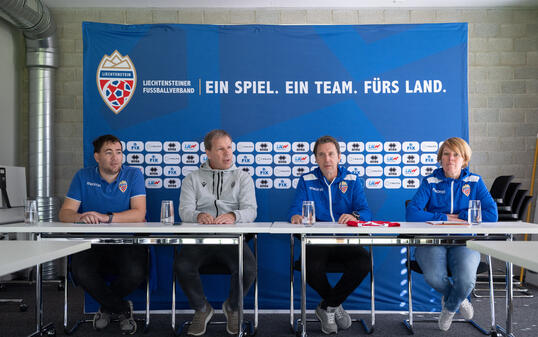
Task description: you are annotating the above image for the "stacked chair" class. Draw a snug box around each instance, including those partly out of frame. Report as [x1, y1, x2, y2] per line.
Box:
[473, 175, 534, 298]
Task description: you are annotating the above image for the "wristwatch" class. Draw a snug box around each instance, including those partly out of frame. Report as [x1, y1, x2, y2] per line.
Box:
[107, 212, 114, 223]
[352, 211, 360, 220]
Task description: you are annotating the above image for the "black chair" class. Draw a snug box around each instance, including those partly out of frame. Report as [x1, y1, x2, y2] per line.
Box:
[0, 235, 28, 312]
[499, 189, 527, 221]
[516, 195, 533, 221]
[171, 236, 258, 336]
[489, 175, 514, 203]
[289, 235, 375, 335]
[474, 195, 534, 299]
[63, 247, 152, 335]
[497, 182, 521, 212]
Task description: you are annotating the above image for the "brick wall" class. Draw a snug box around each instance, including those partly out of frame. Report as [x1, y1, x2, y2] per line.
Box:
[50, 8, 538, 214]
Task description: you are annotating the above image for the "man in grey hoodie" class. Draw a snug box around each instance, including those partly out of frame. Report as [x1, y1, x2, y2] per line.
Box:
[175, 129, 257, 336]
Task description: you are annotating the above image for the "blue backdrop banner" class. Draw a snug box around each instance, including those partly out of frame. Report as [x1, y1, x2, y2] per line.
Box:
[82, 22, 468, 312]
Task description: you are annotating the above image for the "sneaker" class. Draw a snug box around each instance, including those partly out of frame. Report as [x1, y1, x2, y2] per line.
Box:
[459, 298, 474, 320]
[222, 299, 239, 335]
[188, 303, 214, 336]
[331, 304, 352, 330]
[118, 300, 137, 335]
[315, 304, 337, 335]
[438, 307, 455, 331]
[93, 306, 111, 330]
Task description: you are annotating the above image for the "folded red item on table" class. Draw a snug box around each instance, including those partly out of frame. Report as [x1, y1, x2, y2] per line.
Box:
[346, 220, 400, 227]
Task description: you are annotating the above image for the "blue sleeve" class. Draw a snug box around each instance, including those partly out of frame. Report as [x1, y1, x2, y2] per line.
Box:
[129, 168, 146, 198]
[66, 170, 83, 202]
[352, 179, 372, 221]
[457, 177, 498, 222]
[289, 177, 307, 220]
[406, 178, 448, 221]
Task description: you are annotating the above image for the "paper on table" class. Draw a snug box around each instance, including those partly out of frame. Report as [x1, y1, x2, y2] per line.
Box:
[427, 221, 470, 225]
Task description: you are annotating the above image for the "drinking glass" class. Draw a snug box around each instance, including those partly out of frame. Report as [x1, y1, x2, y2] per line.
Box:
[468, 200, 482, 225]
[25, 199, 37, 224]
[160, 200, 174, 224]
[302, 201, 315, 226]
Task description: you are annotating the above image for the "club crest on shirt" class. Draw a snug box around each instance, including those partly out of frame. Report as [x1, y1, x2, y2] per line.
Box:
[339, 181, 348, 194]
[96, 50, 137, 114]
[119, 180, 128, 193]
[462, 184, 470, 197]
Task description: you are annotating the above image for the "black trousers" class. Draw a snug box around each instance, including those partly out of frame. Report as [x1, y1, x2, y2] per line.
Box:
[70, 245, 148, 314]
[174, 244, 256, 311]
[305, 245, 370, 308]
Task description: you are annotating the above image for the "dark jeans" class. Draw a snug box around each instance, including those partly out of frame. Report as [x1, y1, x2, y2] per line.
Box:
[70, 245, 148, 314]
[174, 244, 256, 311]
[306, 245, 370, 308]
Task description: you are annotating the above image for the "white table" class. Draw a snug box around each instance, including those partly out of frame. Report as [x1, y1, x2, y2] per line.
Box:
[0, 240, 91, 276]
[272, 221, 538, 337]
[0, 222, 273, 337]
[467, 240, 538, 337]
[0, 240, 91, 337]
[467, 240, 538, 274]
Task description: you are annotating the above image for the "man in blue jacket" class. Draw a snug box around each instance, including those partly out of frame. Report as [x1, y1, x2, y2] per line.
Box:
[289, 135, 372, 335]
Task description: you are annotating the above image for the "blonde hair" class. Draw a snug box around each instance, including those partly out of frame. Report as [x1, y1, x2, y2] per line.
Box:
[437, 137, 472, 168]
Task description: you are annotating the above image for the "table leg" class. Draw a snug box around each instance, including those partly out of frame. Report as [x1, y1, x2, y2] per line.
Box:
[506, 259, 514, 337]
[26, 234, 54, 337]
[289, 234, 295, 331]
[27, 261, 54, 337]
[300, 234, 307, 337]
[36, 261, 43, 332]
[238, 234, 244, 337]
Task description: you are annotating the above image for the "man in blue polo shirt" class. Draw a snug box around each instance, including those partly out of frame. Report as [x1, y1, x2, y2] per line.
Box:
[59, 134, 147, 335]
[289, 135, 372, 335]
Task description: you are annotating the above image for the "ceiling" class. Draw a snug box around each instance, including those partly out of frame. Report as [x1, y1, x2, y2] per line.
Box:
[42, 0, 538, 8]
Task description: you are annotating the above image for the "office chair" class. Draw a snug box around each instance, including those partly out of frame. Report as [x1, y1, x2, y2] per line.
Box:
[289, 234, 375, 335]
[403, 200, 497, 335]
[403, 249, 496, 335]
[63, 247, 152, 335]
[171, 235, 258, 336]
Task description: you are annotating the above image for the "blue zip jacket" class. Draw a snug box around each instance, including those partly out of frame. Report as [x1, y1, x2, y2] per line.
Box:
[289, 166, 372, 222]
[406, 167, 498, 222]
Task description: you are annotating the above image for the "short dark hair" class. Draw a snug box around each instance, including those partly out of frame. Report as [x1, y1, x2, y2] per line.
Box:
[204, 129, 231, 151]
[438, 137, 472, 168]
[92, 134, 121, 153]
[313, 135, 340, 156]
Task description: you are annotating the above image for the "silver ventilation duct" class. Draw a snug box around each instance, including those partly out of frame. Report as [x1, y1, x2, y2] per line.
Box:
[0, 0, 59, 223]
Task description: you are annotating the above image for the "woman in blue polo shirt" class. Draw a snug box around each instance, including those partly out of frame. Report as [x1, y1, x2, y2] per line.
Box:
[406, 137, 498, 331]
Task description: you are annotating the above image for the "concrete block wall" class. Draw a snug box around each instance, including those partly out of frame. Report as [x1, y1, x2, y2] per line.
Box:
[50, 7, 538, 214]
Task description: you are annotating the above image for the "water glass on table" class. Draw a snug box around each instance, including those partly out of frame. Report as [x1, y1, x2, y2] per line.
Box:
[160, 200, 174, 224]
[25, 199, 37, 224]
[468, 200, 482, 225]
[302, 201, 315, 226]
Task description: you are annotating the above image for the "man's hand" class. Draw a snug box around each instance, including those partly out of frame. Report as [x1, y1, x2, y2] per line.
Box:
[79, 211, 108, 224]
[197, 212, 216, 224]
[446, 214, 465, 222]
[214, 212, 236, 224]
[338, 213, 356, 224]
[291, 214, 302, 224]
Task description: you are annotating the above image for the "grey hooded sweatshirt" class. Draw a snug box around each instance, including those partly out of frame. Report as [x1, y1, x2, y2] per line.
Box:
[179, 161, 257, 223]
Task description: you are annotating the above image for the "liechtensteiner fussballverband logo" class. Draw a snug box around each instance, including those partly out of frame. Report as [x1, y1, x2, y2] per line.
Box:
[96, 50, 137, 114]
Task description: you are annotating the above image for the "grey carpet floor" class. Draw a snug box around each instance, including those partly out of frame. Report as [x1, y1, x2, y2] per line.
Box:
[1, 282, 537, 337]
